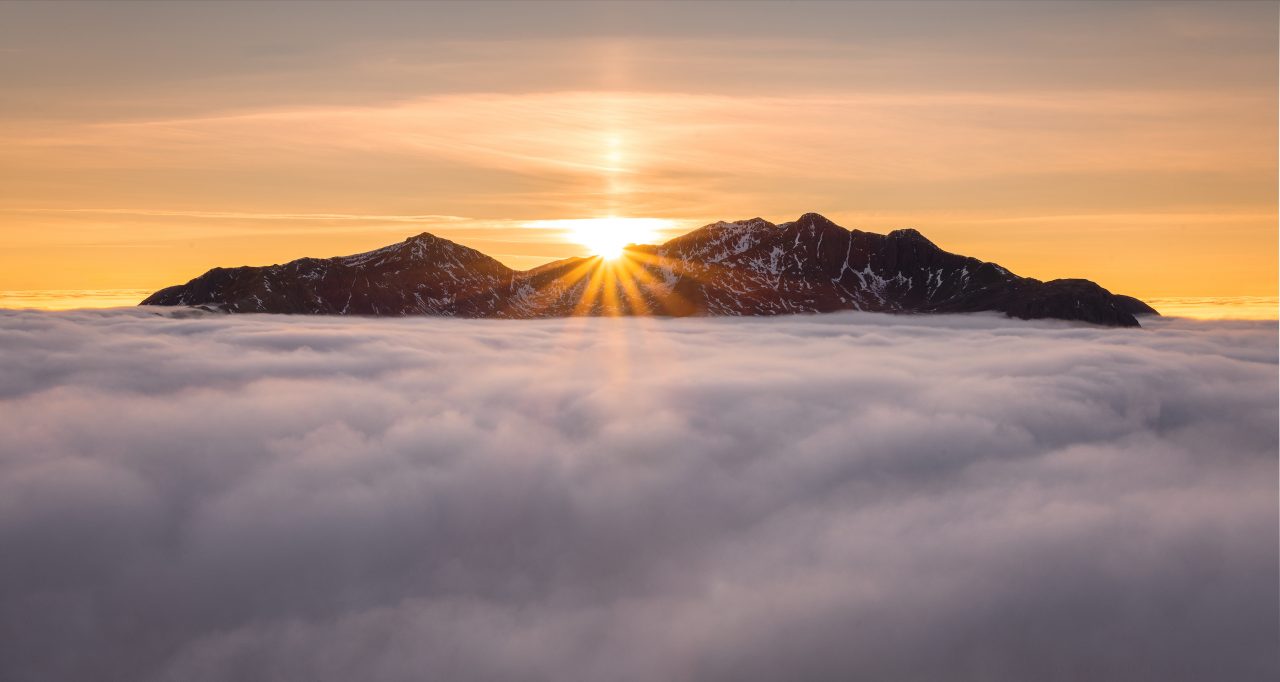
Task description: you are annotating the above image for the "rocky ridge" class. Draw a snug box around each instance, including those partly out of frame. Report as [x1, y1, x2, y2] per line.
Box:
[141, 213, 1157, 326]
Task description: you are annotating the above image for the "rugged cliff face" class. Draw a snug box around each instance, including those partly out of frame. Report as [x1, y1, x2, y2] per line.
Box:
[141, 213, 1158, 326]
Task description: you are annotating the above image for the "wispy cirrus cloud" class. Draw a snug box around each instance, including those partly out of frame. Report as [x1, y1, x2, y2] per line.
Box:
[9, 90, 1270, 185]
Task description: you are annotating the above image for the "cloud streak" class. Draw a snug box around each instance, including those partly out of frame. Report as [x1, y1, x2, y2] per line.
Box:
[0, 309, 1275, 681]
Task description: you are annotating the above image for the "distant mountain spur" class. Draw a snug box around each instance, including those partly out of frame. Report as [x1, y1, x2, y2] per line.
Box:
[141, 213, 1158, 326]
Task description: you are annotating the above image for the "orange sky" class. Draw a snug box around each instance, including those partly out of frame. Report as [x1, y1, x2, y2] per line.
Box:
[1, 1, 1275, 302]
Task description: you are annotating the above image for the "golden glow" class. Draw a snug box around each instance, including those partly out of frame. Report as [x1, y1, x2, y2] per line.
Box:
[2, 90, 1275, 298]
[0, 289, 155, 310]
[525, 217, 673, 260]
[1142, 297, 1279, 320]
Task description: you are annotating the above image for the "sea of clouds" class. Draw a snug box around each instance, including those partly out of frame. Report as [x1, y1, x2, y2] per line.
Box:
[0, 308, 1276, 681]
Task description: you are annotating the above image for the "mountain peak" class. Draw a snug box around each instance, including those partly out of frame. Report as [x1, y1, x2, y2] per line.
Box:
[794, 212, 837, 226]
[140, 212, 1157, 326]
[709, 217, 773, 230]
[887, 228, 936, 247]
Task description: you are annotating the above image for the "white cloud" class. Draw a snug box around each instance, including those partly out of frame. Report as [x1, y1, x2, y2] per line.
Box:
[0, 308, 1275, 681]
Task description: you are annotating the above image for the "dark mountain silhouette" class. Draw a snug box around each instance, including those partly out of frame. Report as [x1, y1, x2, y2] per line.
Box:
[141, 213, 1158, 326]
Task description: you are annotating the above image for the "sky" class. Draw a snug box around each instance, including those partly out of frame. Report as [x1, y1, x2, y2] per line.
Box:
[0, 0, 1276, 300]
[1, 308, 1275, 680]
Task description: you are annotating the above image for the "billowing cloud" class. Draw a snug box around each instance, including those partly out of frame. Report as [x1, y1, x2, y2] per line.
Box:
[0, 309, 1276, 681]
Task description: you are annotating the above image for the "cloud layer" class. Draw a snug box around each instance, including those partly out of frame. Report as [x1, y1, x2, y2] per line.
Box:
[0, 309, 1276, 681]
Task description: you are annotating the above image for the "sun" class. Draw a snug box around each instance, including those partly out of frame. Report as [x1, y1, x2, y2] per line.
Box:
[568, 217, 656, 260]
[581, 230, 628, 260]
[565, 217, 667, 260]
[521, 217, 675, 261]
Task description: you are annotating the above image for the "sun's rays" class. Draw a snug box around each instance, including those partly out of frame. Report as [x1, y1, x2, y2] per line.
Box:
[511, 248, 688, 319]
[506, 230, 848, 321]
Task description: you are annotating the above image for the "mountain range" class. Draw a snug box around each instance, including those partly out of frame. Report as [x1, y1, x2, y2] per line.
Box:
[140, 213, 1157, 326]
